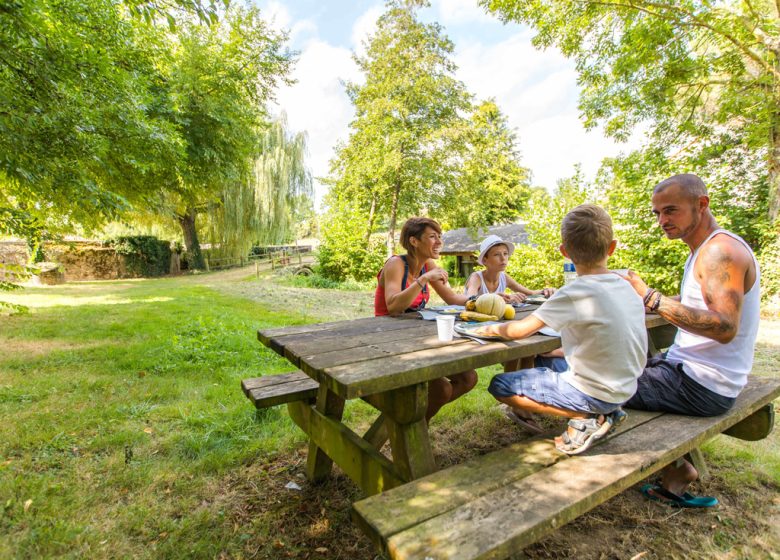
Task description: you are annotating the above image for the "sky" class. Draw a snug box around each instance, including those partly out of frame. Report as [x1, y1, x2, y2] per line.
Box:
[256, 0, 644, 209]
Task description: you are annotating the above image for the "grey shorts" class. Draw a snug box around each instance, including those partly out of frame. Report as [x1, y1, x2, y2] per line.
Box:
[488, 367, 622, 415]
[625, 356, 735, 417]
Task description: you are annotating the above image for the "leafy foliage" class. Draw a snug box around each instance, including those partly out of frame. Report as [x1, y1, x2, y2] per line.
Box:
[150, 5, 294, 268]
[322, 2, 530, 280]
[110, 236, 172, 277]
[205, 114, 312, 260]
[316, 202, 387, 282]
[324, 0, 472, 265]
[438, 100, 531, 229]
[481, 0, 780, 222]
[0, 0, 183, 229]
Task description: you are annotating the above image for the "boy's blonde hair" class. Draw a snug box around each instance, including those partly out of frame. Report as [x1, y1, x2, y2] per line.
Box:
[561, 204, 613, 266]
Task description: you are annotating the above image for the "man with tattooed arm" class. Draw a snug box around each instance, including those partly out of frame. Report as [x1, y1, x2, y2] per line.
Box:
[620, 173, 760, 508]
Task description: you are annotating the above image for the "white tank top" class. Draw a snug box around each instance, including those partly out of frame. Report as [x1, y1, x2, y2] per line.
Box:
[468, 271, 507, 295]
[666, 229, 760, 397]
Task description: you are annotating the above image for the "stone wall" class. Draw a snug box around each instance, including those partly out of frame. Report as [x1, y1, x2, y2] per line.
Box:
[0, 241, 29, 266]
[45, 244, 137, 281]
[0, 240, 171, 281]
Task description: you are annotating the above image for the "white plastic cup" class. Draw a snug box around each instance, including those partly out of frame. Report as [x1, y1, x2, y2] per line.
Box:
[435, 315, 455, 342]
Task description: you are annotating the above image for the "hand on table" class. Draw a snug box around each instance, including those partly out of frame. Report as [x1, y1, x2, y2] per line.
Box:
[472, 323, 503, 338]
[538, 287, 555, 298]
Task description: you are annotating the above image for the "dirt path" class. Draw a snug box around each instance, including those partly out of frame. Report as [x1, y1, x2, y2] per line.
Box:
[193, 264, 374, 322]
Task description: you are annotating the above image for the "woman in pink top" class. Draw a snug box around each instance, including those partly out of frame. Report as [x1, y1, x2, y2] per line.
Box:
[375, 217, 476, 421]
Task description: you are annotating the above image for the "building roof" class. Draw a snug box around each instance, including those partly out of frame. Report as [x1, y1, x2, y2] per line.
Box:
[441, 223, 529, 254]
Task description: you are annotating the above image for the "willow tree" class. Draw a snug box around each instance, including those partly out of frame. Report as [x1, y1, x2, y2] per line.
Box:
[482, 0, 780, 223]
[154, 5, 293, 269]
[206, 115, 313, 258]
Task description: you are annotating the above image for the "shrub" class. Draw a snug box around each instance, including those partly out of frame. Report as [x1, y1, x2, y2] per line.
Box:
[316, 205, 386, 281]
[109, 236, 171, 277]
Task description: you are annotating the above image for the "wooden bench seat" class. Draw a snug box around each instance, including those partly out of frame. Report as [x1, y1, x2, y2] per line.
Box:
[241, 370, 319, 409]
[353, 377, 780, 560]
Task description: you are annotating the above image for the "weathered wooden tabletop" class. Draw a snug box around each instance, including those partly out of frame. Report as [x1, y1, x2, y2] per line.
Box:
[258, 308, 670, 399]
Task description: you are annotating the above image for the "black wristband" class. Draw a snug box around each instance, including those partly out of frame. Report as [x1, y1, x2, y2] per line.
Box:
[650, 291, 663, 312]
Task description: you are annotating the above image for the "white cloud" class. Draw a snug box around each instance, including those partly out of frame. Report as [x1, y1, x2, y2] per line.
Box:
[436, 0, 493, 24]
[260, 1, 317, 44]
[272, 39, 360, 209]
[451, 32, 641, 189]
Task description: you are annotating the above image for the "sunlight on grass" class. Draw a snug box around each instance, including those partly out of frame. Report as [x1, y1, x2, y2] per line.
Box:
[2, 293, 174, 308]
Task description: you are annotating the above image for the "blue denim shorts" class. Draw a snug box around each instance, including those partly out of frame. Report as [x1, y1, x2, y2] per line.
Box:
[488, 366, 622, 416]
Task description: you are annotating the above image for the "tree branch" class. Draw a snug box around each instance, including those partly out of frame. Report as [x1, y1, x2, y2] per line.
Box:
[584, 0, 780, 81]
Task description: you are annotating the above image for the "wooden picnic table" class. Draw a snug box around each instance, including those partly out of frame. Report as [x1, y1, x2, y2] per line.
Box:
[257, 307, 674, 496]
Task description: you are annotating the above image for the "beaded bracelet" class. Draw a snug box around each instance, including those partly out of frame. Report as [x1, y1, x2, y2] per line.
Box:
[650, 291, 663, 312]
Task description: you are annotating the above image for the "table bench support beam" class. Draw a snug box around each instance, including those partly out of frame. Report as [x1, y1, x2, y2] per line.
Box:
[288, 401, 405, 496]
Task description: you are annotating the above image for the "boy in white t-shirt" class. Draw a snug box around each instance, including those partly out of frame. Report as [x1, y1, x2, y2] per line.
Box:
[474, 204, 647, 454]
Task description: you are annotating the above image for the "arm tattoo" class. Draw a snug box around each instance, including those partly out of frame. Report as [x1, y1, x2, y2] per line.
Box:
[656, 242, 742, 341]
[658, 296, 736, 339]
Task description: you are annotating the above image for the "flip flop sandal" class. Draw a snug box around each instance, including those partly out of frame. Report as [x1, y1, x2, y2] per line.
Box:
[555, 417, 613, 455]
[640, 483, 718, 508]
[500, 404, 544, 434]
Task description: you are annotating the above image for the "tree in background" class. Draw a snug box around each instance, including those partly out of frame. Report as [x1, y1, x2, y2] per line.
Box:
[152, 5, 293, 269]
[324, 0, 472, 265]
[438, 100, 531, 229]
[0, 0, 183, 231]
[506, 170, 588, 288]
[205, 114, 312, 260]
[481, 0, 780, 223]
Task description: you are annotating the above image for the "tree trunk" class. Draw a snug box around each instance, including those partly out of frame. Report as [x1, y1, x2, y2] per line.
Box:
[178, 207, 206, 270]
[769, 114, 780, 225]
[365, 192, 377, 249]
[387, 180, 401, 258]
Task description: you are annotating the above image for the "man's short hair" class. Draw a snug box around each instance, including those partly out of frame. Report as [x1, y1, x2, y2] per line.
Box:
[400, 217, 442, 253]
[561, 204, 613, 266]
[653, 173, 708, 202]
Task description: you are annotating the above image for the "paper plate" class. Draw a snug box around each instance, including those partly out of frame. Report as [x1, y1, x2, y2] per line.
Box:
[454, 321, 505, 340]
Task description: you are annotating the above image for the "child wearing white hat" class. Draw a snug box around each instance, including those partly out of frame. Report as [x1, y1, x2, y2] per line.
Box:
[464, 234, 555, 303]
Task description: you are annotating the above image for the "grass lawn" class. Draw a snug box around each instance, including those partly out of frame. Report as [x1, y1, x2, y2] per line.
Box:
[1, 268, 778, 559]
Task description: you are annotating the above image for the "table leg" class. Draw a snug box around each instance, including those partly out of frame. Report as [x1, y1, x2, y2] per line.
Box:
[519, 355, 535, 369]
[380, 383, 436, 481]
[306, 384, 345, 482]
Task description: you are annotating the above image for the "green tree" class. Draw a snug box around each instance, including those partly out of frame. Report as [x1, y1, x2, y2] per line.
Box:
[482, 0, 780, 223]
[507, 170, 589, 288]
[205, 114, 313, 259]
[326, 0, 472, 259]
[153, 5, 293, 269]
[439, 100, 531, 229]
[0, 0, 183, 230]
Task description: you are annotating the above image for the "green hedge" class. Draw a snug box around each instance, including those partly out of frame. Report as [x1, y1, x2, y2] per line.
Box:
[109, 236, 171, 277]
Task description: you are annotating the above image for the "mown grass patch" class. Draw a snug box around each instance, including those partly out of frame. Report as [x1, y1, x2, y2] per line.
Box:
[0, 278, 314, 558]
